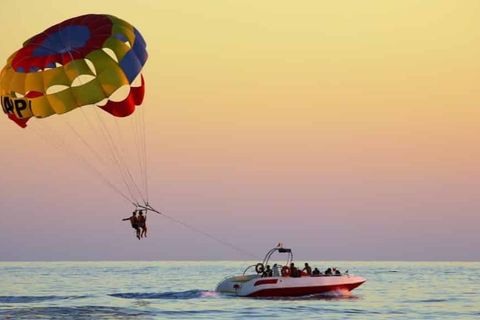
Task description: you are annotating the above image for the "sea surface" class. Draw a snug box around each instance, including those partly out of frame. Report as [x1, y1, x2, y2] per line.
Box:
[0, 261, 479, 319]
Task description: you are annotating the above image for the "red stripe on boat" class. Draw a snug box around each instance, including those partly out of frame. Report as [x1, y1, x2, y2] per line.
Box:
[249, 280, 365, 297]
[254, 279, 278, 286]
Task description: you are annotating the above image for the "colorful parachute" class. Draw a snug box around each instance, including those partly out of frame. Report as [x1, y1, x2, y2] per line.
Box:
[0, 14, 147, 128]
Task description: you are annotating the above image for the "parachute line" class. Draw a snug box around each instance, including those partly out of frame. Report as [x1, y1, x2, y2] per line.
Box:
[93, 108, 141, 203]
[30, 122, 134, 205]
[141, 105, 149, 202]
[138, 205, 259, 260]
[111, 114, 146, 203]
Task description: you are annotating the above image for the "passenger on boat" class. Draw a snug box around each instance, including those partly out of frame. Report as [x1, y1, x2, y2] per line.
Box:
[335, 268, 341, 276]
[312, 267, 321, 276]
[262, 265, 273, 277]
[272, 264, 280, 277]
[303, 262, 312, 276]
[325, 267, 333, 276]
[290, 263, 301, 277]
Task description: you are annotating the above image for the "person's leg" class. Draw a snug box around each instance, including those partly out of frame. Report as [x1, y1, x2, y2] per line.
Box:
[132, 226, 138, 238]
[136, 227, 141, 239]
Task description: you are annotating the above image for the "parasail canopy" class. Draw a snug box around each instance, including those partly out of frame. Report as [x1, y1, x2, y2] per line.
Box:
[0, 14, 148, 128]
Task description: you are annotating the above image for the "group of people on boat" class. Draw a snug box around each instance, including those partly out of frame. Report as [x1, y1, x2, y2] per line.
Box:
[262, 262, 342, 278]
[122, 209, 148, 239]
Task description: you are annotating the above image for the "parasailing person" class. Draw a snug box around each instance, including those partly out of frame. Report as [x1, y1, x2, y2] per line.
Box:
[137, 210, 147, 238]
[122, 211, 141, 240]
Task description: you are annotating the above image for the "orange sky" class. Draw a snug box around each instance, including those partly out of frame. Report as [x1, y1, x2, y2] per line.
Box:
[1, 1, 479, 260]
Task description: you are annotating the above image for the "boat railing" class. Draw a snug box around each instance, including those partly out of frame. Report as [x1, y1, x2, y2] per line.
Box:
[242, 264, 257, 276]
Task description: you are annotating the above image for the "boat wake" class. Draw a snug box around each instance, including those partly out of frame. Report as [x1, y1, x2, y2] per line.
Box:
[110, 289, 219, 300]
[312, 289, 356, 299]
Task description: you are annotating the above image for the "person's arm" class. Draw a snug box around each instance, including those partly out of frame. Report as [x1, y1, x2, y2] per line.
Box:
[122, 217, 130, 221]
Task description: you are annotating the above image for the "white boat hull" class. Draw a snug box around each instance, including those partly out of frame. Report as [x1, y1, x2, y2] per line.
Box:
[216, 274, 366, 297]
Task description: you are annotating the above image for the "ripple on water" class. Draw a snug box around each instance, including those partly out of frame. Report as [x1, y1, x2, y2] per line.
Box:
[0, 295, 89, 303]
[0, 306, 155, 320]
[109, 289, 219, 300]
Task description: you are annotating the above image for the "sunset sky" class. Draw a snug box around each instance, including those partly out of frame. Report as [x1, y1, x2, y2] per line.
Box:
[1, 0, 479, 261]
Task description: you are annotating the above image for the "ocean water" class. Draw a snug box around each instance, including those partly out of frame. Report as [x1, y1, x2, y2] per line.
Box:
[0, 261, 479, 319]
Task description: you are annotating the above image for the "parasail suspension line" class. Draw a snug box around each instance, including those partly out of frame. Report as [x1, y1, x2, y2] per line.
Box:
[136, 203, 259, 260]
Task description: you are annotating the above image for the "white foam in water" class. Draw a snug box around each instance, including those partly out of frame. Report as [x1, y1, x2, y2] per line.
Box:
[319, 289, 352, 298]
[200, 291, 220, 298]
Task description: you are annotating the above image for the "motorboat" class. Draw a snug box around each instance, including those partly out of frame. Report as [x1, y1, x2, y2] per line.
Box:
[216, 245, 366, 297]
